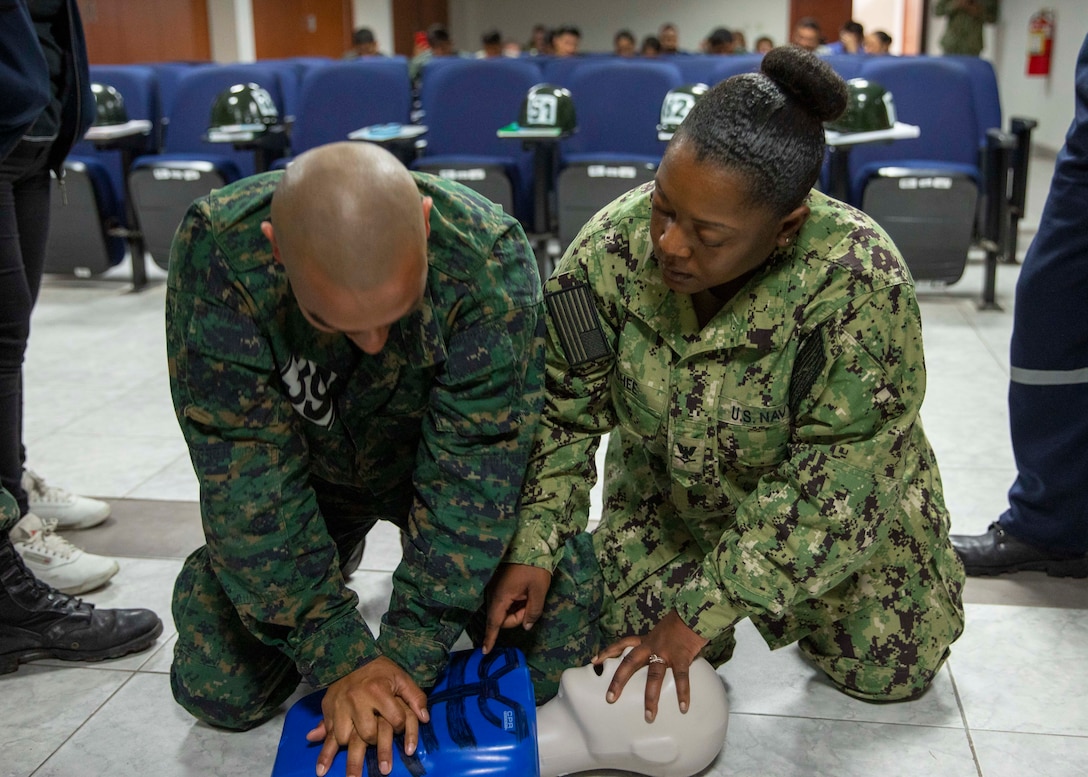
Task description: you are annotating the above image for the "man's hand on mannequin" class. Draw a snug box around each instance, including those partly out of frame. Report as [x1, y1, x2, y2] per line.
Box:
[306, 657, 429, 777]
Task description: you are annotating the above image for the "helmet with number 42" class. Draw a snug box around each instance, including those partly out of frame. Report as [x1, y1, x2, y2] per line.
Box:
[658, 83, 709, 138]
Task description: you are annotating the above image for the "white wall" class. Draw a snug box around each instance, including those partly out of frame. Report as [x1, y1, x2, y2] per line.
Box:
[983, 0, 1085, 151]
[448, 0, 789, 53]
[207, 0, 255, 62]
[350, 0, 393, 56]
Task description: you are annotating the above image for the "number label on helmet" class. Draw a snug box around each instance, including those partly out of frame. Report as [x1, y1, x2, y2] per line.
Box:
[251, 88, 278, 120]
[661, 93, 696, 126]
[526, 93, 559, 126]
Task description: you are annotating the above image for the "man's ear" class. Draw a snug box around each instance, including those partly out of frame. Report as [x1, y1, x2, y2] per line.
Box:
[261, 221, 282, 264]
[421, 197, 433, 241]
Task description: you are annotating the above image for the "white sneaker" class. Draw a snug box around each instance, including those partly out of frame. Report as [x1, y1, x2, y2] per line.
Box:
[11, 513, 120, 595]
[22, 469, 110, 529]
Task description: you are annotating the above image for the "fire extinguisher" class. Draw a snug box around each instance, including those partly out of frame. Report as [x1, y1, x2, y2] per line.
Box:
[1027, 9, 1054, 76]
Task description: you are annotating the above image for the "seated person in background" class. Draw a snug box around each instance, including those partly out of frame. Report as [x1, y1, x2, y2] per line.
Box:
[754, 35, 775, 54]
[166, 142, 545, 775]
[344, 27, 381, 58]
[826, 20, 865, 54]
[732, 30, 749, 54]
[477, 29, 502, 58]
[551, 25, 582, 57]
[706, 27, 735, 55]
[641, 35, 662, 58]
[481, 47, 966, 719]
[792, 17, 824, 52]
[864, 30, 894, 55]
[409, 23, 458, 84]
[526, 23, 551, 56]
[658, 22, 682, 54]
[614, 29, 637, 57]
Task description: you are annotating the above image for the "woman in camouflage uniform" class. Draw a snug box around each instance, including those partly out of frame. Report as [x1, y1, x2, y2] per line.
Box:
[481, 46, 966, 721]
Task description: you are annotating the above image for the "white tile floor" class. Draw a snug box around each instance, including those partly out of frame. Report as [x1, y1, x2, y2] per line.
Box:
[6, 150, 1088, 777]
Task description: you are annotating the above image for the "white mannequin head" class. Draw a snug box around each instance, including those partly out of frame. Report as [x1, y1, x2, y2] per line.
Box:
[536, 653, 729, 777]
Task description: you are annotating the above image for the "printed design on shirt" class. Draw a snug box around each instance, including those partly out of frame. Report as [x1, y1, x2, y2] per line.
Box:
[280, 356, 339, 429]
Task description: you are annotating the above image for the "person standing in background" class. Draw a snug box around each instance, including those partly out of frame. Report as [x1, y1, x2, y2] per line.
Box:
[0, 0, 162, 675]
[936, 0, 999, 56]
[0, 0, 130, 595]
[951, 33, 1088, 577]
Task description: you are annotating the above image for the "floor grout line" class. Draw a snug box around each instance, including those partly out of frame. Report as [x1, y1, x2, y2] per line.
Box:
[948, 663, 985, 777]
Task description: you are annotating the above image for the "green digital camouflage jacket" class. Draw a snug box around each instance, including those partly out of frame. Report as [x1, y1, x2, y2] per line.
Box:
[167, 171, 544, 689]
[506, 184, 963, 647]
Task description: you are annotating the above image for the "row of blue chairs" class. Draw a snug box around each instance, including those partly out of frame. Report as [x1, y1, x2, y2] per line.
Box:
[47, 53, 1019, 297]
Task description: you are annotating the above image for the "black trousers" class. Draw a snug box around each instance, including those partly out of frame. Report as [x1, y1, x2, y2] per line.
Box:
[0, 139, 52, 519]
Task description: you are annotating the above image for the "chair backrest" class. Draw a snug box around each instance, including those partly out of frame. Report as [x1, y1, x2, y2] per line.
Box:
[144, 61, 208, 118]
[538, 55, 596, 87]
[851, 56, 980, 170]
[417, 57, 541, 158]
[943, 55, 1002, 144]
[820, 53, 869, 81]
[291, 58, 411, 154]
[163, 63, 287, 177]
[562, 60, 683, 158]
[705, 54, 763, 85]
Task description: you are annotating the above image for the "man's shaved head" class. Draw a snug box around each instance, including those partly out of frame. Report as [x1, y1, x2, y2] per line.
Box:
[270, 141, 426, 291]
[262, 142, 431, 355]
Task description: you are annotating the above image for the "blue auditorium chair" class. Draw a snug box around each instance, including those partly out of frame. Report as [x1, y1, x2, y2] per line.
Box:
[673, 54, 760, 87]
[555, 59, 682, 246]
[820, 53, 869, 81]
[538, 55, 593, 88]
[275, 58, 411, 168]
[850, 56, 981, 284]
[143, 61, 209, 147]
[412, 57, 541, 228]
[944, 55, 1002, 145]
[44, 64, 160, 277]
[128, 64, 286, 269]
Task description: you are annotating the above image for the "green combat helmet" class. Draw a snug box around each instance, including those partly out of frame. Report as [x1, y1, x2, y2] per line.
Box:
[208, 82, 279, 133]
[658, 83, 709, 140]
[90, 83, 127, 126]
[518, 83, 577, 134]
[825, 78, 897, 133]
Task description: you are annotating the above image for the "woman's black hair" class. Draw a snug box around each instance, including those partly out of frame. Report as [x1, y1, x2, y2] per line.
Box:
[671, 46, 847, 217]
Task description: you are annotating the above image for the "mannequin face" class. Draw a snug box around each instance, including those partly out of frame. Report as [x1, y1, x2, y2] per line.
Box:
[548, 654, 729, 775]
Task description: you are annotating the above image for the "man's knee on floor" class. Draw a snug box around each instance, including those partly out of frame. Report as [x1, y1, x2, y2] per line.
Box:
[170, 652, 282, 731]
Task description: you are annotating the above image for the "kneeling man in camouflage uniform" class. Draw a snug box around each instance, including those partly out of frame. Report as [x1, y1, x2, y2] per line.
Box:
[167, 142, 544, 772]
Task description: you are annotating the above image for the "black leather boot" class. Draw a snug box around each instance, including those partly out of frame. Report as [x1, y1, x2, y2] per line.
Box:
[0, 535, 163, 674]
[951, 523, 1088, 578]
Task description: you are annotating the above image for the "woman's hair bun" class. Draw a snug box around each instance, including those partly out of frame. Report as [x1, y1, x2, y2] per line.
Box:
[760, 46, 848, 123]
